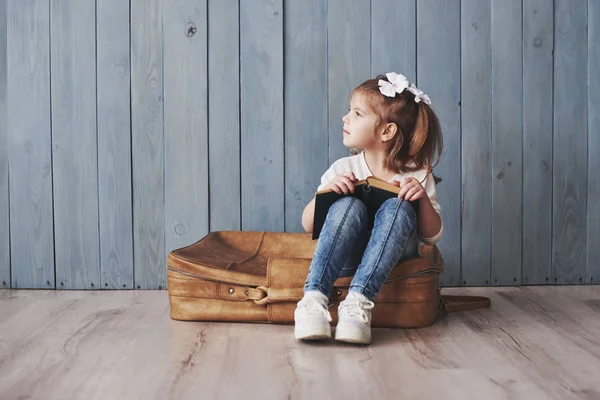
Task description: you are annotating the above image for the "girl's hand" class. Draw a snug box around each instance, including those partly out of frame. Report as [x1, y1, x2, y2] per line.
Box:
[323, 172, 357, 195]
[392, 177, 427, 202]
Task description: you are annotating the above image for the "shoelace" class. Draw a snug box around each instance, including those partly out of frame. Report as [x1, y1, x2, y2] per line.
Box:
[339, 298, 375, 322]
[299, 299, 333, 322]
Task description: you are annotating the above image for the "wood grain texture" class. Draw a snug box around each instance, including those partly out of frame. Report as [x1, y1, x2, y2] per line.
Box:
[131, 0, 165, 289]
[0, 0, 8, 289]
[284, 0, 327, 233]
[461, 0, 492, 286]
[417, 0, 461, 287]
[1, 287, 600, 399]
[51, 0, 99, 290]
[208, 0, 241, 232]
[371, 0, 416, 80]
[523, 0, 554, 285]
[327, 0, 371, 163]
[1, 1, 598, 290]
[553, 0, 588, 284]
[164, 0, 209, 253]
[240, 0, 284, 231]
[588, 0, 600, 285]
[491, 0, 523, 286]
[97, 0, 133, 289]
[7, 0, 55, 289]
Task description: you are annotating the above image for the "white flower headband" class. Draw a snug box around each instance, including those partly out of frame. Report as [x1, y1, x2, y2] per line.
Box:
[378, 72, 431, 105]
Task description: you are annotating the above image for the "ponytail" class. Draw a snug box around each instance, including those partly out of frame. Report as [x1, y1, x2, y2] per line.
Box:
[409, 104, 429, 157]
[409, 103, 443, 181]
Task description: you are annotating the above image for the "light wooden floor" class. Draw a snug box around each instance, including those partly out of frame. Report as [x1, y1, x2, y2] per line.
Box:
[1, 286, 599, 400]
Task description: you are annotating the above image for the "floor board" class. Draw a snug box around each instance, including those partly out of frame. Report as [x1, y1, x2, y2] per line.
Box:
[0, 286, 599, 400]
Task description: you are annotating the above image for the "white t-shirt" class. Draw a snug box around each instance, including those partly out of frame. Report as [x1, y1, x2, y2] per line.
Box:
[316, 150, 443, 245]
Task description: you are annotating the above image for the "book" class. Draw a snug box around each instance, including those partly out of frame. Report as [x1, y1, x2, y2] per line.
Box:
[312, 175, 417, 240]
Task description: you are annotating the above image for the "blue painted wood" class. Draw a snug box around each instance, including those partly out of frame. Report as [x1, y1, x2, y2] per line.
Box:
[131, 0, 165, 289]
[240, 0, 284, 231]
[461, 0, 492, 286]
[523, 0, 553, 285]
[1, 0, 598, 290]
[97, 0, 133, 289]
[589, 0, 600, 284]
[371, 0, 416, 80]
[0, 0, 8, 288]
[208, 0, 241, 232]
[417, 0, 461, 286]
[553, 0, 588, 284]
[7, 0, 55, 289]
[491, 0, 523, 286]
[327, 0, 371, 163]
[51, 0, 100, 290]
[284, 0, 328, 233]
[164, 0, 209, 253]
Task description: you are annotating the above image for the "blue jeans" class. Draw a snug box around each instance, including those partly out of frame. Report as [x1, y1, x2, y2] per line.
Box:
[304, 196, 419, 302]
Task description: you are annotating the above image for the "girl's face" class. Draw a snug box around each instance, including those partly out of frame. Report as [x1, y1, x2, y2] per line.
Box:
[342, 93, 381, 149]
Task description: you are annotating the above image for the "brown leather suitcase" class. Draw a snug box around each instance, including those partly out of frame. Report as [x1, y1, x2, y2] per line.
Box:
[167, 230, 490, 328]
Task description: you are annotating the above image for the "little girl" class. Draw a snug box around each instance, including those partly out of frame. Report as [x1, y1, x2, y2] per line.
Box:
[295, 72, 444, 344]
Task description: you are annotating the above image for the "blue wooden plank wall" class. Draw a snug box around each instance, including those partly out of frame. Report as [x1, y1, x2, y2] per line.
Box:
[0, 0, 598, 289]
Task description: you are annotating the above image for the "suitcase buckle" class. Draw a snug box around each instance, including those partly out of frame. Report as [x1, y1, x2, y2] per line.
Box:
[254, 286, 269, 306]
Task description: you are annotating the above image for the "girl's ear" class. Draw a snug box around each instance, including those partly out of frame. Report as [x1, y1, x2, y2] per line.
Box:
[381, 122, 398, 142]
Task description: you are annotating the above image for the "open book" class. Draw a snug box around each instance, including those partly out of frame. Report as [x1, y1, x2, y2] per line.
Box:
[312, 176, 417, 240]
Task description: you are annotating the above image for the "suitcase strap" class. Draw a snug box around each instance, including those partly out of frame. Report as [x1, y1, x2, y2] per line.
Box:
[254, 286, 491, 316]
[439, 295, 491, 314]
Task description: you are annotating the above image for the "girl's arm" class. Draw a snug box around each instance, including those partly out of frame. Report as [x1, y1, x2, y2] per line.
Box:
[394, 177, 442, 243]
[417, 196, 442, 241]
[301, 197, 316, 233]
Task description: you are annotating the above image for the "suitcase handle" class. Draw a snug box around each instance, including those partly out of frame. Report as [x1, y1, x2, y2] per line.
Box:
[439, 295, 491, 314]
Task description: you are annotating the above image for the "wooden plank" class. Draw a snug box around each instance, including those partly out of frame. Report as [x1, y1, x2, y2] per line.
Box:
[522, 0, 553, 285]
[240, 0, 284, 231]
[327, 0, 371, 163]
[97, 0, 133, 289]
[552, 0, 588, 284]
[491, 0, 523, 286]
[460, 0, 492, 286]
[2, 288, 600, 397]
[208, 0, 240, 232]
[417, 0, 461, 286]
[164, 1, 209, 251]
[371, 0, 416, 80]
[589, 0, 600, 285]
[131, 0, 165, 289]
[0, 0, 8, 288]
[283, 0, 327, 233]
[50, 0, 99, 289]
[7, 0, 54, 289]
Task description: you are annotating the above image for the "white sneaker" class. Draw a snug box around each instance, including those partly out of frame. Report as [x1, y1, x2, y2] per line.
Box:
[294, 291, 333, 340]
[334, 291, 375, 344]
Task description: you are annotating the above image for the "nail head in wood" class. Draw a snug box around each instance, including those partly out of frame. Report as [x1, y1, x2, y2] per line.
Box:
[185, 22, 196, 37]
